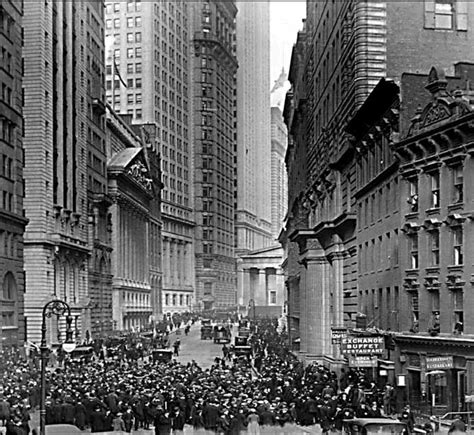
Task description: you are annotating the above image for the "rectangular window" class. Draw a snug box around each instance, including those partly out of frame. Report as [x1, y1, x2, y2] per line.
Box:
[113, 18, 120, 28]
[408, 178, 418, 212]
[135, 47, 142, 58]
[127, 94, 133, 104]
[453, 165, 464, 203]
[424, 0, 455, 29]
[136, 93, 142, 103]
[453, 227, 463, 265]
[127, 17, 134, 28]
[430, 230, 440, 266]
[430, 172, 440, 208]
[135, 63, 142, 73]
[127, 48, 134, 58]
[135, 32, 142, 42]
[270, 291, 277, 305]
[135, 17, 142, 27]
[409, 233, 419, 269]
[127, 32, 134, 43]
[127, 63, 133, 74]
[135, 78, 142, 88]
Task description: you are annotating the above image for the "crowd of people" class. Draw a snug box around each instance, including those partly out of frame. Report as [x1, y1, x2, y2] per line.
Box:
[0, 318, 462, 434]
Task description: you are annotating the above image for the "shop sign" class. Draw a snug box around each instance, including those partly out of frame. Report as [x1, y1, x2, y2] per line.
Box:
[348, 355, 378, 368]
[341, 335, 385, 355]
[426, 356, 453, 370]
[331, 326, 348, 344]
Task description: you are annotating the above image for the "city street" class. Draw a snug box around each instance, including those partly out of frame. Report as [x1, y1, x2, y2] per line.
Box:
[174, 321, 225, 369]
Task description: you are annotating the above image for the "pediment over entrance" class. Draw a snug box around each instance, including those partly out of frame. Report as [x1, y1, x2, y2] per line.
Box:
[108, 147, 154, 195]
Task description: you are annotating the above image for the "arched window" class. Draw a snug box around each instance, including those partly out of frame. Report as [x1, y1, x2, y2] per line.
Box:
[2, 272, 17, 301]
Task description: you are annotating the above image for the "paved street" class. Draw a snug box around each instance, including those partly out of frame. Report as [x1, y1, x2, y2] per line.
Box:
[173, 321, 227, 369]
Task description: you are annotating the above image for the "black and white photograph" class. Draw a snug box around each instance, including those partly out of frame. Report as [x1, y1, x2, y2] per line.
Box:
[1, 0, 474, 433]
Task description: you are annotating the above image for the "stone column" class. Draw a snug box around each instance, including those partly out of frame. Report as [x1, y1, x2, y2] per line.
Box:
[305, 253, 332, 358]
[257, 269, 267, 306]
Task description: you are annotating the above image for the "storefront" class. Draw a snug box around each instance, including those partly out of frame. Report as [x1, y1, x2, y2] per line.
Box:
[394, 334, 474, 414]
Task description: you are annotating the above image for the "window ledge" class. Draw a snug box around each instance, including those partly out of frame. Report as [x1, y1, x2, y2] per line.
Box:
[448, 265, 464, 271]
[406, 268, 419, 275]
[405, 212, 419, 219]
[425, 267, 440, 274]
[448, 203, 464, 212]
[426, 207, 440, 216]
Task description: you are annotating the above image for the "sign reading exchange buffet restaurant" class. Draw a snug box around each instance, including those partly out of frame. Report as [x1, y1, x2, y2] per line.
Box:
[341, 335, 385, 355]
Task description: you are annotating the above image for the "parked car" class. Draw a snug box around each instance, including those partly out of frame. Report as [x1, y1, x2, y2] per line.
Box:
[70, 346, 94, 363]
[213, 325, 231, 344]
[343, 418, 409, 434]
[234, 336, 252, 356]
[152, 349, 173, 363]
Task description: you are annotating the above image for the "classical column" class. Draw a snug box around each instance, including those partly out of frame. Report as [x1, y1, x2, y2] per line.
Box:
[305, 254, 332, 358]
[257, 269, 267, 306]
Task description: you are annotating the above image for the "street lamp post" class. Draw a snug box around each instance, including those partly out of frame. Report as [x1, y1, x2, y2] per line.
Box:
[39, 300, 76, 435]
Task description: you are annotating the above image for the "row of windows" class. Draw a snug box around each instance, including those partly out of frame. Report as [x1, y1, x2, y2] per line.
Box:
[359, 178, 399, 228]
[105, 1, 141, 15]
[164, 293, 191, 307]
[408, 227, 463, 269]
[0, 230, 18, 258]
[407, 167, 463, 213]
[410, 289, 463, 334]
[359, 230, 399, 274]
[359, 286, 400, 331]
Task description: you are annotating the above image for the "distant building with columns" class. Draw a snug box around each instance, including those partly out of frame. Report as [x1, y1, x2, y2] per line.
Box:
[106, 109, 162, 331]
[237, 245, 285, 318]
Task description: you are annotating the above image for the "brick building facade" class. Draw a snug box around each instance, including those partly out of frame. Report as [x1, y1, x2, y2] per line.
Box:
[282, 1, 474, 368]
[391, 64, 474, 413]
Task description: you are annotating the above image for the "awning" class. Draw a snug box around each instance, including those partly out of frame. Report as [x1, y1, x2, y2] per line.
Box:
[426, 370, 445, 376]
[378, 359, 395, 370]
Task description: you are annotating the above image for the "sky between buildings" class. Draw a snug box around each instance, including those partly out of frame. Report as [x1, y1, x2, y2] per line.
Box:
[270, 1, 306, 85]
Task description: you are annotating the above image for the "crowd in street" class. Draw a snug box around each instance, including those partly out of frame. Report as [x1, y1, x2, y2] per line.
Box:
[0, 318, 462, 434]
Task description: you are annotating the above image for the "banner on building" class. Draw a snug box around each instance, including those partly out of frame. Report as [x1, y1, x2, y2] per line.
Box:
[348, 355, 378, 368]
[331, 326, 348, 345]
[340, 335, 385, 355]
[426, 356, 454, 370]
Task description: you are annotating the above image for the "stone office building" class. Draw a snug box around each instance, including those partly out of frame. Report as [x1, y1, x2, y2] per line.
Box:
[23, 1, 107, 343]
[190, 0, 238, 310]
[106, 109, 161, 331]
[0, 0, 27, 348]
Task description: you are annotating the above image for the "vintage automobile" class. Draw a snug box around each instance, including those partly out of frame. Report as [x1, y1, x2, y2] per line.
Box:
[70, 346, 94, 363]
[201, 325, 213, 340]
[343, 418, 409, 434]
[233, 336, 252, 356]
[201, 318, 212, 326]
[213, 325, 231, 344]
[152, 348, 173, 363]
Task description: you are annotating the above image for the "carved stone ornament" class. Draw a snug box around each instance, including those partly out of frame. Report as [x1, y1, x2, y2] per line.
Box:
[127, 161, 153, 192]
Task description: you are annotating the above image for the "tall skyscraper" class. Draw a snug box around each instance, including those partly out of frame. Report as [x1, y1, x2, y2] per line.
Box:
[23, 1, 107, 342]
[0, 0, 27, 348]
[190, 1, 238, 310]
[270, 69, 289, 240]
[235, 1, 272, 255]
[105, 1, 194, 315]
